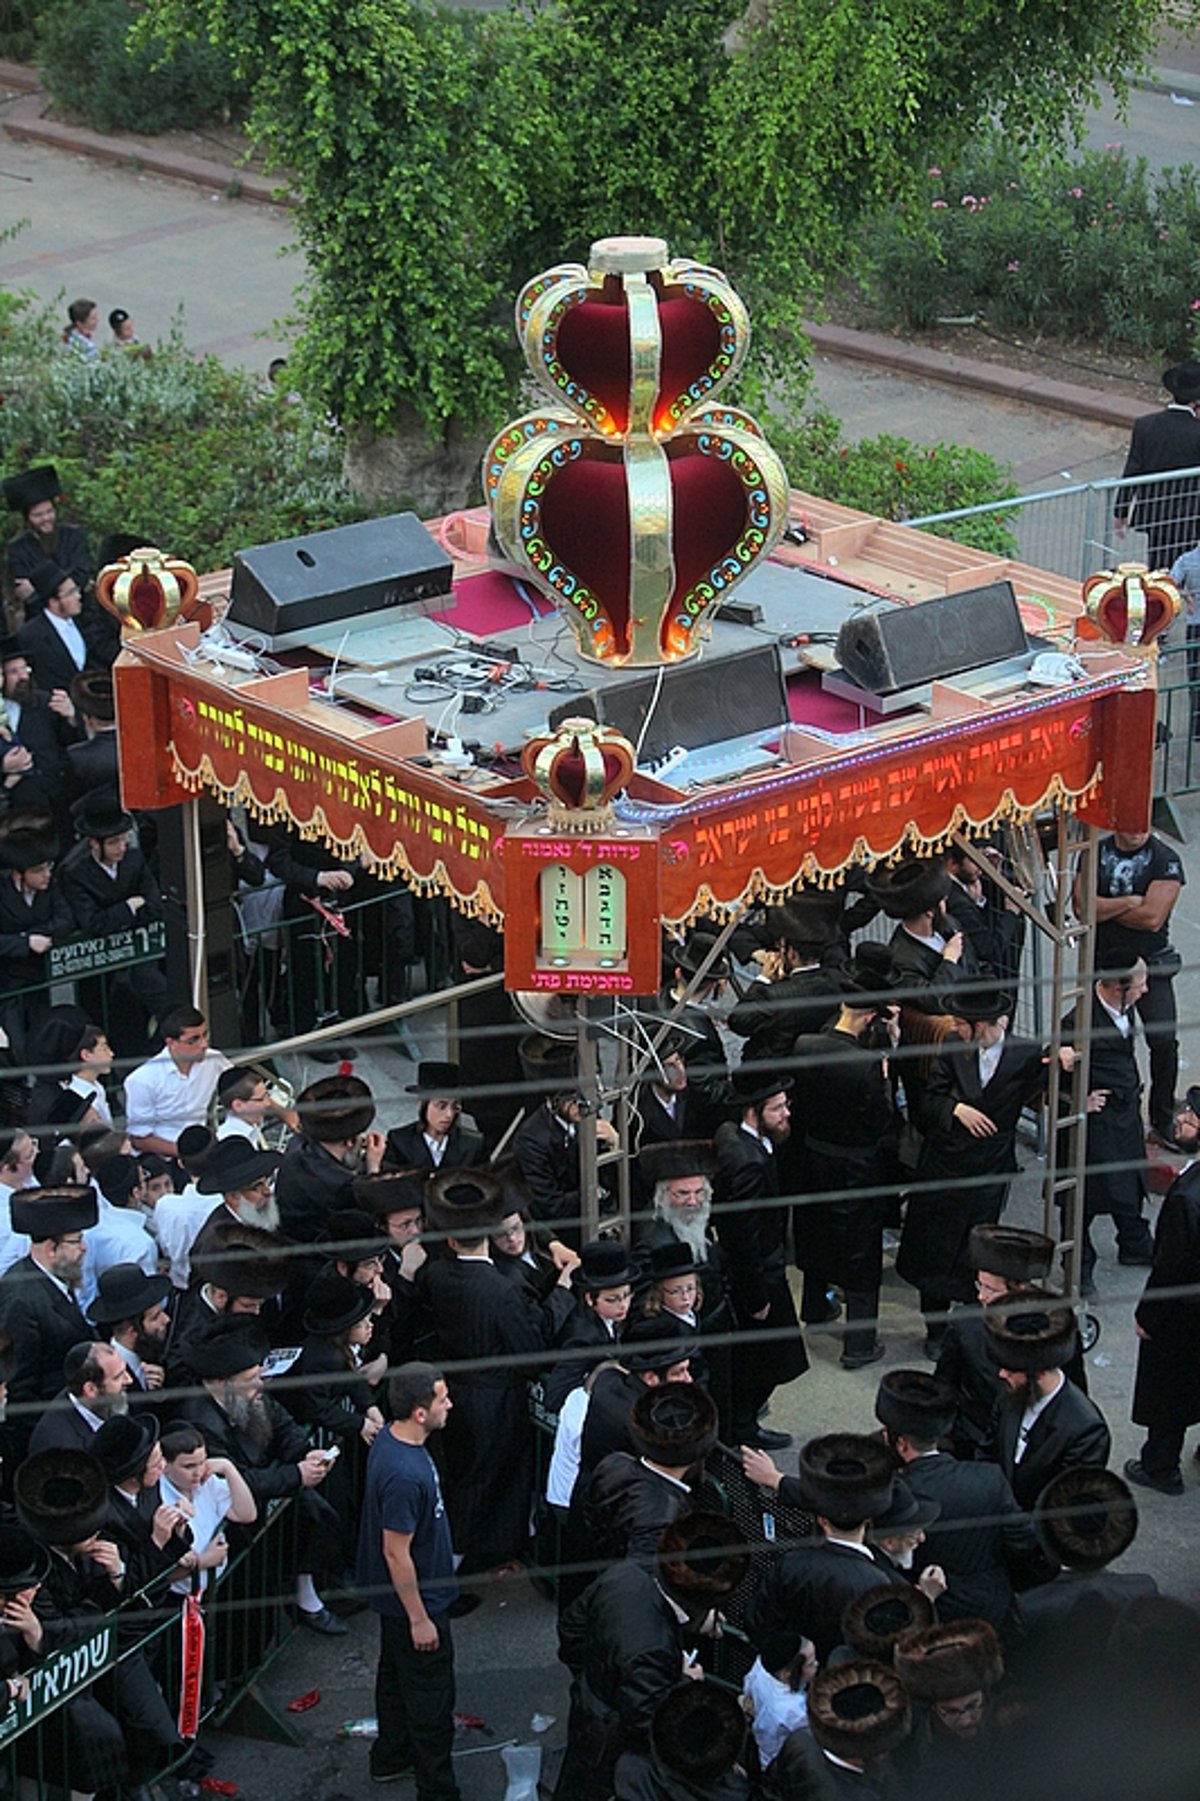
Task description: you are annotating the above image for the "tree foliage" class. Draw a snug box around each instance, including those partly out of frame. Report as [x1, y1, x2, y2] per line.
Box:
[137, 0, 1172, 450]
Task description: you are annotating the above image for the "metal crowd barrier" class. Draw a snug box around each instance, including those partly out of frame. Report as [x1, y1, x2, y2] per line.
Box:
[0, 1493, 302, 1798]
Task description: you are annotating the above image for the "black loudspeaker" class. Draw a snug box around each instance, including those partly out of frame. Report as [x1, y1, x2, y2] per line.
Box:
[835, 582, 1028, 695]
[548, 643, 788, 762]
[229, 513, 453, 648]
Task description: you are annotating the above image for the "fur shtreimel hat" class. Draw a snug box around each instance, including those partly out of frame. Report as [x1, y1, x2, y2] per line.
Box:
[656, 1512, 750, 1602]
[638, 1140, 716, 1188]
[983, 1289, 1077, 1372]
[967, 1224, 1055, 1285]
[1033, 1467, 1138, 1573]
[649, 1681, 745, 1783]
[9, 1184, 97, 1241]
[192, 1219, 286, 1300]
[842, 1583, 935, 1661]
[894, 1619, 1004, 1703]
[798, 1433, 897, 1523]
[15, 1450, 109, 1546]
[874, 1369, 957, 1443]
[629, 1381, 718, 1469]
[353, 1170, 427, 1219]
[423, 1168, 506, 1240]
[296, 1074, 375, 1144]
[807, 1660, 912, 1762]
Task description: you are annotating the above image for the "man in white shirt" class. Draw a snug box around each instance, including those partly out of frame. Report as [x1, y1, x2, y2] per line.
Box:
[124, 1006, 231, 1159]
[153, 1126, 223, 1290]
[0, 1128, 35, 1275]
[158, 1421, 257, 1594]
[79, 1155, 158, 1312]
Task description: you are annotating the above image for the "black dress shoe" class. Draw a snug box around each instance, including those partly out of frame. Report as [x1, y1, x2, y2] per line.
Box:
[841, 1339, 886, 1371]
[744, 1426, 793, 1451]
[1118, 1249, 1154, 1267]
[1124, 1457, 1183, 1496]
[297, 1605, 348, 1635]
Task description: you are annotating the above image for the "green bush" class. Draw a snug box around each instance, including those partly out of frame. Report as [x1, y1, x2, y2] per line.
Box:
[0, 292, 364, 572]
[0, 0, 38, 60]
[852, 137, 1200, 361]
[774, 407, 1020, 556]
[37, 0, 248, 135]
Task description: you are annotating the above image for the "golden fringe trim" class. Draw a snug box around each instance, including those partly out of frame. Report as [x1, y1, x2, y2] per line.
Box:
[661, 769, 1103, 928]
[169, 746, 504, 924]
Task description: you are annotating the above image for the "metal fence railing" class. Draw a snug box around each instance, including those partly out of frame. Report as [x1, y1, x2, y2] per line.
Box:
[906, 461, 1200, 586]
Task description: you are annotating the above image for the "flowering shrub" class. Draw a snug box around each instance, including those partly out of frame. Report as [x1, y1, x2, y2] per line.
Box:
[852, 136, 1200, 358]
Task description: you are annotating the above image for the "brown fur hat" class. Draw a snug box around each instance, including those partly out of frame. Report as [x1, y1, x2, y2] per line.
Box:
[192, 1218, 287, 1299]
[629, 1382, 718, 1469]
[967, 1224, 1055, 1285]
[983, 1289, 1077, 1371]
[638, 1140, 716, 1188]
[656, 1511, 750, 1602]
[424, 1169, 506, 1240]
[296, 1074, 375, 1143]
[808, 1660, 912, 1762]
[842, 1583, 935, 1660]
[799, 1433, 897, 1523]
[894, 1619, 1004, 1702]
[1033, 1467, 1138, 1572]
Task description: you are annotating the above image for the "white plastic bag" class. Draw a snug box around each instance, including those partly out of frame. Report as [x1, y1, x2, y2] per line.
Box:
[502, 1741, 542, 1800]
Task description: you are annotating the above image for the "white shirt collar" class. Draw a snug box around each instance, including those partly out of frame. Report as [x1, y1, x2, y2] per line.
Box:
[69, 1394, 103, 1430]
[1016, 1373, 1066, 1460]
[1097, 991, 1132, 1036]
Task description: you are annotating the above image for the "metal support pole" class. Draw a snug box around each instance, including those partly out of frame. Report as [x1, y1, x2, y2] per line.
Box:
[1041, 818, 1097, 1307]
[577, 1000, 601, 1241]
[182, 798, 209, 1014]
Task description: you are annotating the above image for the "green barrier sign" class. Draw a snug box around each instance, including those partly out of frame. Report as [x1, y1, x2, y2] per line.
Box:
[47, 919, 166, 982]
[0, 1620, 116, 1746]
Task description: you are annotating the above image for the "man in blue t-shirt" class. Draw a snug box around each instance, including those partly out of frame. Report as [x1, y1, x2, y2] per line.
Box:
[357, 1362, 461, 1796]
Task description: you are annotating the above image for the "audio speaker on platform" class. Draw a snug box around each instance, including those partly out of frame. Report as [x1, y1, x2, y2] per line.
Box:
[835, 582, 1028, 696]
[548, 643, 788, 762]
[229, 513, 453, 649]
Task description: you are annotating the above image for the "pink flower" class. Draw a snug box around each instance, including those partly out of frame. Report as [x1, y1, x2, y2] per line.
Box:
[928, 165, 942, 176]
[1069, 186, 1083, 198]
[1160, 230, 1171, 241]
[932, 199, 948, 209]
[1007, 261, 1020, 272]
[1191, 299, 1200, 312]
[961, 193, 978, 207]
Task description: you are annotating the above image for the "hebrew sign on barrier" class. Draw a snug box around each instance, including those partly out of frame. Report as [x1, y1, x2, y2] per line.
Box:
[0, 1621, 115, 1747]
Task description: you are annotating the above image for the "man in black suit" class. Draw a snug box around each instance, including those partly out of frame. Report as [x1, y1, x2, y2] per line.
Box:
[57, 793, 168, 1054]
[0, 1184, 97, 1453]
[0, 818, 73, 1054]
[2, 464, 91, 609]
[714, 1067, 807, 1448]
[743, 1433, 896, 1663]
[511, 1041, 618, 1246]
[943, 841, 1027, 983]
[90, 1261, 172, 1412]
[384, 1060, 484, 1173]
[17, 564, 113, 697]
[275, 1074, 384, 1245]
[1113, 358, 1200, 569]
[66, 669, 118, 803]
[28, 1340, 133, 1454]
[985, 1292, 1111, 1510]
[868, 856, 974, 1013]
[1126, 1090, 1200, 1494]
[936, 1224, 1062, 1460]
[876, 1368, 1043, 1630]
[899, 984, 1061, 1355]
[727, 898, 841, 1071]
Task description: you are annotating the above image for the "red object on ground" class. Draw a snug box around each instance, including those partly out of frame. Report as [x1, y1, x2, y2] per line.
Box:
[199, 1781, 238, 1796]
[287, 1688, 321, 1713]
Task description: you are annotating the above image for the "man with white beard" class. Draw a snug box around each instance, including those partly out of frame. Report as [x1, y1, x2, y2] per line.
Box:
[187, 1137, 284, 1261]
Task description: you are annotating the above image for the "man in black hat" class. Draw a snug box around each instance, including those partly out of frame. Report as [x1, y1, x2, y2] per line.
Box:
[0, 818, 72, 1053]
[614, 1680, 752, 1801]
[29, 1339, 132, 1454]
[986, 1293, 1111, 1510]
[17, 563, 113, 696]
[876, 1368, 1041, 1628]
[385, 1060, 484, 1172]
[893, 1619, 1004, 1792]
[867, 1482, 946, 1603]
[1113, 359, 1200, 570]
[511, 1042, 618, 1246]
[715, 1067, 807, 1449]
[91, 1262, 172, 1405]
[354, 1171, 439, 1367]
[1126, 1088, 1200, 1493]
[0, 1185, 97, 1432]
[745, 1433, 897, 1661]
[653, 932, 733, 1134]
[57, 795, 168, 1052]
[630, 1145, 733, 1382]
[584, 1381, 718, 1564]
[727, 899, 841, 1069]
[868, 856, 974, 1007]
[943, 840, 1027, 982]
[899, 984, 1062, 1356]
[169, 1217, 290, 1388]
[91, 1413, 195, 1597]
[187, 1136, 284, 1255]
[421, 1170, 546, 1574]
[66, 668, 119, 802]
[545, 1237, 634, 1412]
[790, 957, 903, 1367]
[556, 1512, 750, 1801]
[182, 1314, 344, 1634]
[275, 1074, 385, 1244]
[2, 465, 91, 609]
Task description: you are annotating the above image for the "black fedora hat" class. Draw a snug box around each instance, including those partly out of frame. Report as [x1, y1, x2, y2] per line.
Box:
[951, 982, 1016, 1024]
[353, 1170, 427, 1218]
[967, 1223, 1055, 1285]
[842, 1582, 935, 1660]
[78, 792, 134, 841]
[2, 466, 59, 516]
[875, 1369, 957, 1443]
[840, 949, 902, 1003]
[424, 1168, 506, 1240]
[867, 856, 950, 921]
[868, 1476, 941, 1537]
[30, 561, 68, 605]
[15, 1450, 109, 1546]
[1034, 1467, 1138, 1573]
[296, 1074, 375, 1143]
[574, 1238, 632, 1291]
[195, 1136, 282, 1195]
[730, 1066, 793, 1110]
[302, 1270, 375, 1337]
[92, 1412, 158, 1485]
[983, 1289, 1077, 1372]
[90, 1262, 171, 1326]
[649, 1681, 745, 1784]
[637, 1140, 716, 1189]
[0, 825, 56, 873]
[807, 1660, 911, 1762]
[647, 1239, 701, 1282]
[10, 1184, 97, 1240]
[0, 1525, 50, 1592]
[673, 931, 731, 981]
[405, 1061, 463, 1098]
[186, 1315, 271, 1382]
[1163, 358, 1200, 402]
[799, 1433, 896, 1523]
[622, 1323, 699, 1367]
[629, 1381, 718, 1468]
[324, 1207, 384, 1262]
